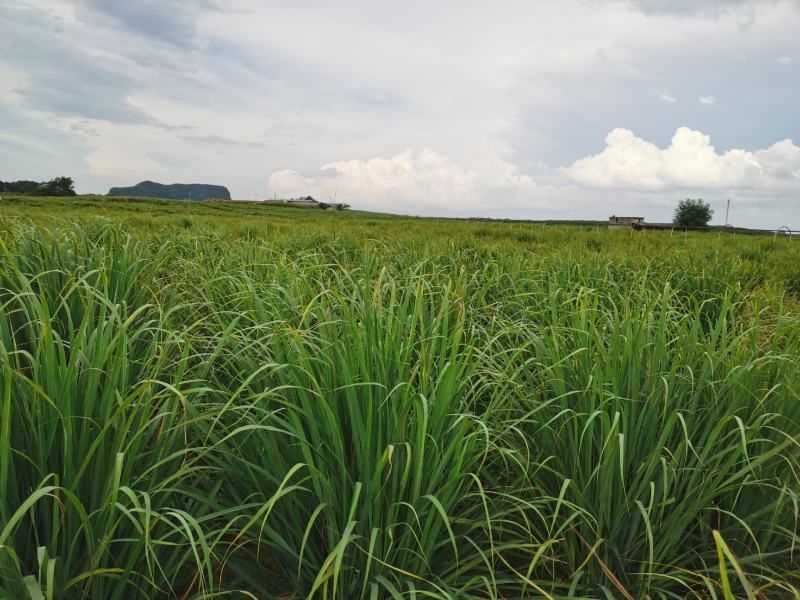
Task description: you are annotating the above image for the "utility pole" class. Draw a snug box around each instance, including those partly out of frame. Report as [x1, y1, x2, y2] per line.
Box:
[725, 198, 730, 227]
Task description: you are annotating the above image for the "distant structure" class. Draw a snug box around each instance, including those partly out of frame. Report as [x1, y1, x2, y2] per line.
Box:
[285, 195, 319, 206]
[221, 195, 349, 210]
[608, 215, 644, 230]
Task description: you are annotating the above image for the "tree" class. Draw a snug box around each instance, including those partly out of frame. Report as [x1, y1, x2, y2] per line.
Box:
[673, 198, 713, 228]
[32, 177, 76, 196]
[0, 180, 41, 194]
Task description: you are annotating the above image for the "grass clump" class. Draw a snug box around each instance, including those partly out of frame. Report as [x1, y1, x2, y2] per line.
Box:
[0, 227, 216, 598]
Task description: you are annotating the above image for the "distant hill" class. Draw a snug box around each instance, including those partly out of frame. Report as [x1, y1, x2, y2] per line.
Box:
[108, 181, 230, 201]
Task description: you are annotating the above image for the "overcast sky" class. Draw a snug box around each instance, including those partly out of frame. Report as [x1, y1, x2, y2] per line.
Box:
[1, 0, 798, 226]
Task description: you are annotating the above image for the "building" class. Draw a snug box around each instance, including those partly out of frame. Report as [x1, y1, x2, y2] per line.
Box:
[608, 215, 644, 230]
[286, 196, 319, 206]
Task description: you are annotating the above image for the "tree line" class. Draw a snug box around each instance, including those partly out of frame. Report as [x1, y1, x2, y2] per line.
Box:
[0, 177, 76, 196]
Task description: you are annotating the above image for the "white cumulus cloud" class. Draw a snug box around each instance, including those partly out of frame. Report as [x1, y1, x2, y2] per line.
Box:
[699, 95, 716, 104]
[776, 55, 795, 64]
[268, 148, 564, 215]
[563, 127, 800, 191]
[269, 149, 481, 211]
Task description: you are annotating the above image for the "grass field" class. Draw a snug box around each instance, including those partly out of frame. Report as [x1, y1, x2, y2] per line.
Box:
[1, 194, 799, 599]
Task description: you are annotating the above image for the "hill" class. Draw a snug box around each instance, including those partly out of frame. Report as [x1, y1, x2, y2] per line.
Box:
[108, 180, 230, 201]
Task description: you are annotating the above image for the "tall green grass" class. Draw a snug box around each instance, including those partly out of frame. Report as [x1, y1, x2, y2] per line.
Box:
[0, 212, 798, 598]
[0, 227, 225, 598]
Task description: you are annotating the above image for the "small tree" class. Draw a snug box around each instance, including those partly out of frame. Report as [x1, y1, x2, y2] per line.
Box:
[673, 198, 713, 228]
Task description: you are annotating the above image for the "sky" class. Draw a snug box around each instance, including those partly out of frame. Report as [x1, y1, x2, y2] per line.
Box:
[1, 0, 799, 227]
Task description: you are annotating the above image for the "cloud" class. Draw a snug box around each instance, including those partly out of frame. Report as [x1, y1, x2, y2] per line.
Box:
[625, 0, 792, 17]
[699, 95, 716, 104]
[0, 5, 155, 123]
[776, 54, 796, 64]
[268, 148, 560, 214]
[563, 126, 800, 191]
[269, 149, 479, 210]
[179, 134, 267, 148]
[75, 0, 222, 48]
[658, 92, 677, 102]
